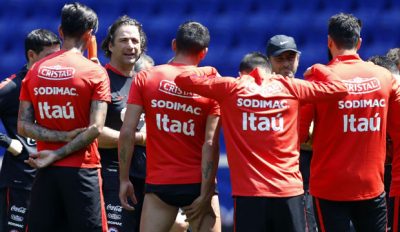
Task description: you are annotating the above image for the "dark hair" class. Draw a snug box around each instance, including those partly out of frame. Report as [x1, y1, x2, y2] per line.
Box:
[175, 21, 210, 55]
[368, 55, 399, 75]
[24, 29, 61, 61]
[101, 15, 147, 58]
[134, 53, 154, 73]
[328, 13, 361, 50]
[239, 52, 270, 74]
[386, 48, 400, 66]
[61, 2, 98, 38]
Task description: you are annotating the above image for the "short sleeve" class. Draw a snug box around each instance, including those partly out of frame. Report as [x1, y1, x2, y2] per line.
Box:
[91, 68, 111, 102]
[19, 70, 33, 102]
[127, 70, 146, 106]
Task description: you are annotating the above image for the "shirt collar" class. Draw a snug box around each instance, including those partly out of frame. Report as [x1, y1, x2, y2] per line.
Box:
[105, 63, 128, 77]
[328, 54, 361, 65]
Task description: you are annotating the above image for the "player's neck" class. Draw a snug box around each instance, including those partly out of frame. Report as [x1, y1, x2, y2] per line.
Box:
[61, 38, 86, 53]
[109, 60, 135, 77]
[170, 54, 199, 66]
[331, 48, 358, 59]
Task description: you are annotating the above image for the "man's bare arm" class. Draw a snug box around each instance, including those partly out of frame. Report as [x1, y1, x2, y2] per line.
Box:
[118, 104, 143, 210]
[98, 127, 146, 148]
[18, 101, 84, 142]
[55, 100, 108, 159]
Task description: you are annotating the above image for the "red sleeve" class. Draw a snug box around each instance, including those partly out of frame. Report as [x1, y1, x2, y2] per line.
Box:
[19, 70, 33, 102]
[287, 64, 348, 102]
[208, 99, 220, 116]
[175, 67, 236, 102]
[91, 68, 111, 102]
[387, 75, 400, 196]
[127, 70, 146, 106]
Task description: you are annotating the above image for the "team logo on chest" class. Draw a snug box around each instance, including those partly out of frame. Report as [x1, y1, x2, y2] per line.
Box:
[38, 65, 75, 80]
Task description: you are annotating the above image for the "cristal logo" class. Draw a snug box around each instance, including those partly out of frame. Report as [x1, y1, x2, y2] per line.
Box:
[38, 65, 75, 80]
[342, 77, 381, 94]
[244, 81, 283, 97]
[159, 80, 200, 98]
[106, 204, 122, 213]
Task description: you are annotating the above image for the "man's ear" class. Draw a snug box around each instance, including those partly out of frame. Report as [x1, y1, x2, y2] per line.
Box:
[356, 37, 362, 50]
[58, 26, 64, 40]
[27, 50, 36, 63]
[198, 47, 208, 60]
[171, 39, 177, 52]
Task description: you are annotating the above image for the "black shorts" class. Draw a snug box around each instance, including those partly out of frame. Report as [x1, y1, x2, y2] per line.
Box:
[314, 192, 387, 232]
[0, 187, 30, 232]
[234, 195, 306, 232]
[27, 167, 107, 232]
[146, 183, 202, 207]
[103, 177, 145, 232]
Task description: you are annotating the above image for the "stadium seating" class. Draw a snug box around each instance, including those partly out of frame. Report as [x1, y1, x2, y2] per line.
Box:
[0, 0, 398, 78]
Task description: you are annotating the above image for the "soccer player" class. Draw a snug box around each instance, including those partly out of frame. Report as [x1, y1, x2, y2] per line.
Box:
[99, 15, 147, 232]
[18, 3, 110, 231]
[175, 63, 348, 232]
[266, 34, 317, 232]
[238, 52, 269, 75]
[300, 13, 400, 232]
[0, 29, 60, 232]
[119, 21, 221, 232]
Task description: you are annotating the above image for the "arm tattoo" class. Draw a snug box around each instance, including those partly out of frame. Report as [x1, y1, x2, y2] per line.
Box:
[18, 102, 70, 142]
[55, 101, 107, 159]
[202, 161, 213, 179]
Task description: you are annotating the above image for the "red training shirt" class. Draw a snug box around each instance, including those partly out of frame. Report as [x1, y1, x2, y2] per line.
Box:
[127, 63, 220, 185]
[176, 66, 347, 197]
[20, 49, 111, 168]
[300, 54, 400, 200]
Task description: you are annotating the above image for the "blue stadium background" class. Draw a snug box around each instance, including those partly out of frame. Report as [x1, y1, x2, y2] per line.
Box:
[0, 0, 399, 230]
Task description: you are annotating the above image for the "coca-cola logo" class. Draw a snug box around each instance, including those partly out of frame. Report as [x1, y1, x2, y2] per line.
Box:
[11, 205, 26, 214]
[342, 77, 381, 94]
[38, 65, 75, 80]
[244, 81, 283, 97]
[159, 80, 200, 98]
[106, 204, 122, 213]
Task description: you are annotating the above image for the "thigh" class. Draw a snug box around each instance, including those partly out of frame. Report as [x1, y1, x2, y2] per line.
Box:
[234, 196, 268, 232]
[5, 188, 30, 232]
[28, 168, 61, 232]
[351, 193, 387, 232]
[141, 193, 179, 232]
[189, 194, 221, 232]
[313, 197, 352, 232]
[60, 168, 107, 232]
[272, 195, 306, 232]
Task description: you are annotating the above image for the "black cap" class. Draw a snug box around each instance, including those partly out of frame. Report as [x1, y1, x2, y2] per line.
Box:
[266, 35, 300, 57]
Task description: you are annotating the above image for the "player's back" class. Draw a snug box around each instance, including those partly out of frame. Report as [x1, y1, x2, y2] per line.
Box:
[310, 55, 395, 201]
[129, 63, 219, 185]
[20, 49, 110, 168]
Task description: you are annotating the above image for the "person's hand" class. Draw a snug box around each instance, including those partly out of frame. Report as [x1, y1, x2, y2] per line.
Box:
[119, 180, 137, 211]
[64, 128, 86, 142]
[24, 150, 60, 168]
[7, 139, 23, 156]
[182, 194, 215, 229]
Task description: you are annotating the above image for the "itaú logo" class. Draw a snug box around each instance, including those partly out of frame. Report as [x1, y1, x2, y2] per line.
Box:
[38, 65, 75, 80]
[159, 80, 200, 98]
[342, 77, 381, 94]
